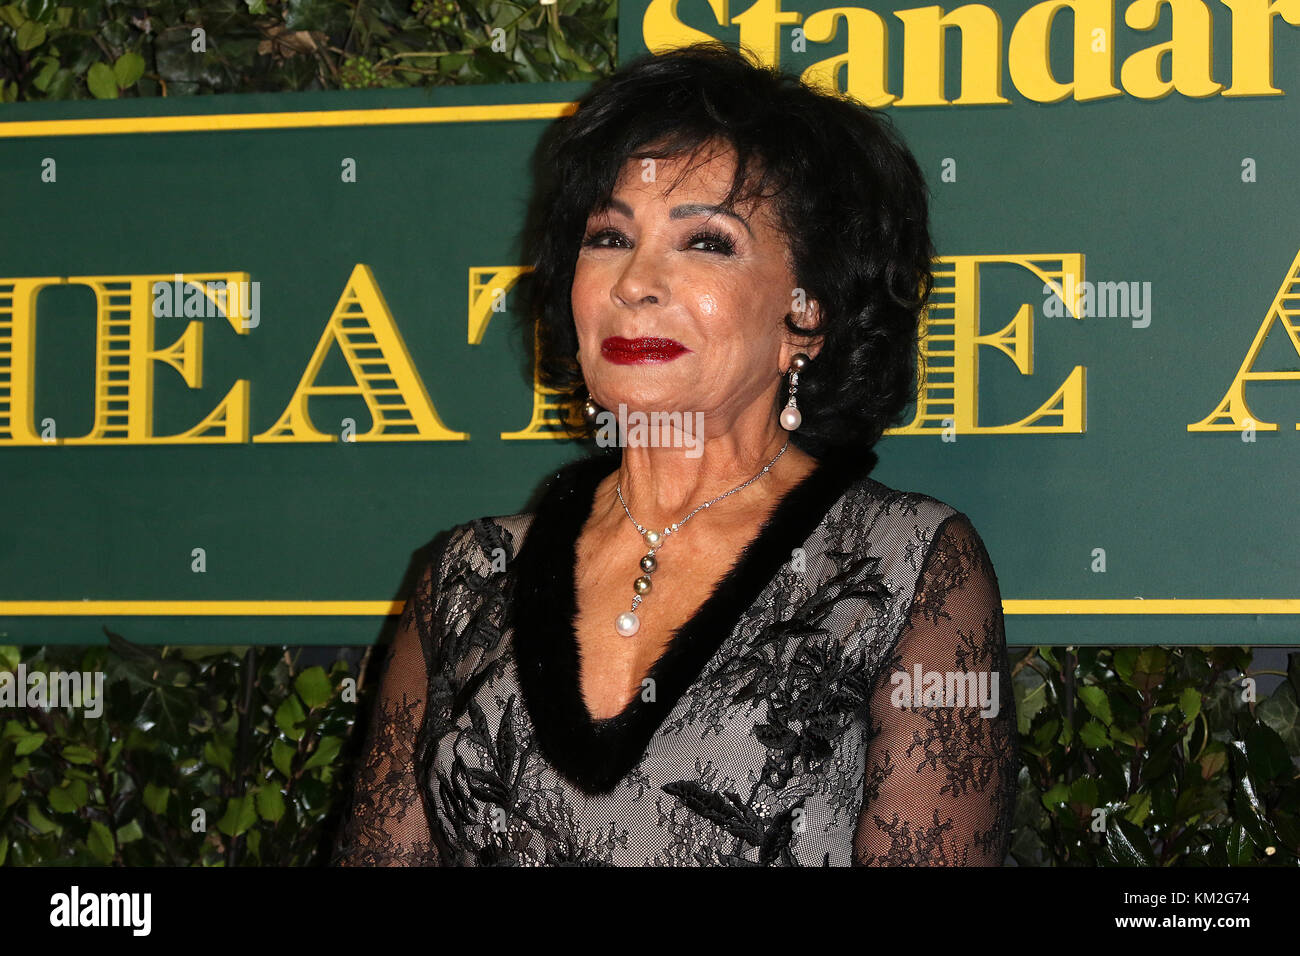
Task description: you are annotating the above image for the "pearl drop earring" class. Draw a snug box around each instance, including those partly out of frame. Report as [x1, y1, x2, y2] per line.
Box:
[780, 353, 809, 431]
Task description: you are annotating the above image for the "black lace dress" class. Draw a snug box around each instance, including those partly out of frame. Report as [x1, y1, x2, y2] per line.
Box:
[333, 450, 1020, 866]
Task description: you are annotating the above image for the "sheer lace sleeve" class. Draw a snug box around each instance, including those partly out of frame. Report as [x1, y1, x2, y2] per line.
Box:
[854, 512, 1019, 865]
[332, 548, 444, 866]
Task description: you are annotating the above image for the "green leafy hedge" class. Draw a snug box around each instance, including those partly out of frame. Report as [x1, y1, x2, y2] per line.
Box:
[1, 635, 363, 865]
[2, 637, 1298, 865]
[0, 0, 616, 101]
[1012, 646, 1300, 865]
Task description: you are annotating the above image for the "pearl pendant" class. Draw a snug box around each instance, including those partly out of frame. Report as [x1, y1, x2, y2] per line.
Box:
[615, 610, 640, 637]
[644, 529, 662, 548]
[779, 404, 802, 430]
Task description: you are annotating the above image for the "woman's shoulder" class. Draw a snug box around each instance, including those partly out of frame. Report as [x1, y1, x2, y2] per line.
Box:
[835, 471, 993, 576]
[427, 511, 534, 580]
[844, 471, 964, 531]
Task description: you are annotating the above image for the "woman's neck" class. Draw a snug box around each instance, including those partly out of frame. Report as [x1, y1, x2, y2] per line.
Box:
[601, 428, 818, 533]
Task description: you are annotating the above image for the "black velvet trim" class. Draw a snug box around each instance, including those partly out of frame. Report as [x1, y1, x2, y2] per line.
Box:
[510, 447, 878, 796]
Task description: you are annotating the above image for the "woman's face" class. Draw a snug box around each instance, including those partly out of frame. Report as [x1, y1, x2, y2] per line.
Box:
[571, 142, 820, 437]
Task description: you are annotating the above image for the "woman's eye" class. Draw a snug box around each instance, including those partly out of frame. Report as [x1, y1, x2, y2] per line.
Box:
[581, 229, 626, 248]
[580, 228, 735, 255]
[687, 231, 735, 255]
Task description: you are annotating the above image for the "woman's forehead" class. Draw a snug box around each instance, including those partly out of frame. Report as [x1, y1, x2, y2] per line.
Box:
[596, 152, 776, 224]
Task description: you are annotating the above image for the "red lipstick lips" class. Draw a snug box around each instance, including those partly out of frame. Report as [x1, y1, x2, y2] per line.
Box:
[600, 336, 690, 364]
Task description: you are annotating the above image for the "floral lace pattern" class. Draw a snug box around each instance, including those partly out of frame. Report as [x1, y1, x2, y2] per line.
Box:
[333, 462, 1019, 866]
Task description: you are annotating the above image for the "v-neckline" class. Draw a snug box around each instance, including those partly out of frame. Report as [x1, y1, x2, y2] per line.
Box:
[509, 446, 877, 796]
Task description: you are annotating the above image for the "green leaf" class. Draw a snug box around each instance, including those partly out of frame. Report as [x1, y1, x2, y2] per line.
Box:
[116, 819, 144, 844]
[19, 0, 56, 21]
[1041, 781, 1069, 811]
[284, 0, 349, 33]
[1198, 745, 1227, 780]
[112, 52, 145, 89]
[1068, 776, 1099, 808]
[87, 62, 118, 99]
[1229, 742, 1278, 850]
[1078, 685, 1113, 726]
[1079, 719, 1110, 749]
[15, 732, 46, 756]
[204, 739, 233, 777]
[61, 744, 96, 765]
[1257, 681, 1300, 751]
[271, 739, 295, 778]
[16, 19, 45, 51]
[0, 646, 19, 671]
[1110, 726, 1138, 747]
[1106, 817, 1158, 866]
[1178, 686, 1201, 725]
[71, 778, 88, 806]
[275, 695, 307, 740]
[1131, 648, 1168, 694]
[256, 786, 285, 822]
[550, 27, 593, 72]
[217, 795, 258, 837]
[303, 734, 342, 771]
[143, 782, 169, 815]
[1109, 647, 1138, 680]
[295, 667, 333, 710]
[1124, 790, 1152, 826]
[48, 782, 78, 814]
[1244, 724, 1290, 783]
[1032, 718, 1059, 750]
[27, 803, 59, 834]
[87, 819, 116, 862]
[1014, 677, 1046, 735]
[0, 6, 26, 31]
[1224, 823, 1254, 864]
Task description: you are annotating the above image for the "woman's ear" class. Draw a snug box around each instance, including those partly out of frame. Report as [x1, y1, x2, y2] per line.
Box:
[780, 298, 824, 369]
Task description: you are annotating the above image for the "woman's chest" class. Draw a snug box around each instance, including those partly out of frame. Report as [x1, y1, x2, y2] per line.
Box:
[571, 551, 744, 721]
[422, 596, 877, 865]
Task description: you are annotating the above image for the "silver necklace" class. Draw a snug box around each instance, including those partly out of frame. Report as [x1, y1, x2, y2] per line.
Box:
[612, 438, 790, 637]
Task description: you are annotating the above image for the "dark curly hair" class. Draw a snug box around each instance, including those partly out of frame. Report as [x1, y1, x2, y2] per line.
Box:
[520, 41, 934, 463]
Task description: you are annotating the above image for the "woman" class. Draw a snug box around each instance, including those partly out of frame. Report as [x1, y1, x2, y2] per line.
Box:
[334, 42, 1019, 866]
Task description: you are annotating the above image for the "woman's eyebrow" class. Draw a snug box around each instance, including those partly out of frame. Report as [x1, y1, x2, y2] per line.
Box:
[604, 197, 753, 237]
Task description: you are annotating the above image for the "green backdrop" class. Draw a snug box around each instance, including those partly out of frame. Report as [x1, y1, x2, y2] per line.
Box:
[2, 1, 1299, 645]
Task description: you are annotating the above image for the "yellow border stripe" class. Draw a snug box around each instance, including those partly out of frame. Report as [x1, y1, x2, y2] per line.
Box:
[0, 601, 404, 616]
[0, 599, 1297, 616]
[0, 102, 577, 138]
[1004, 600, 1300, 614]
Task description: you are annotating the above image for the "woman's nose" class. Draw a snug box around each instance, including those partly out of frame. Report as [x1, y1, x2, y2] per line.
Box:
[611, 246, 668, 307]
